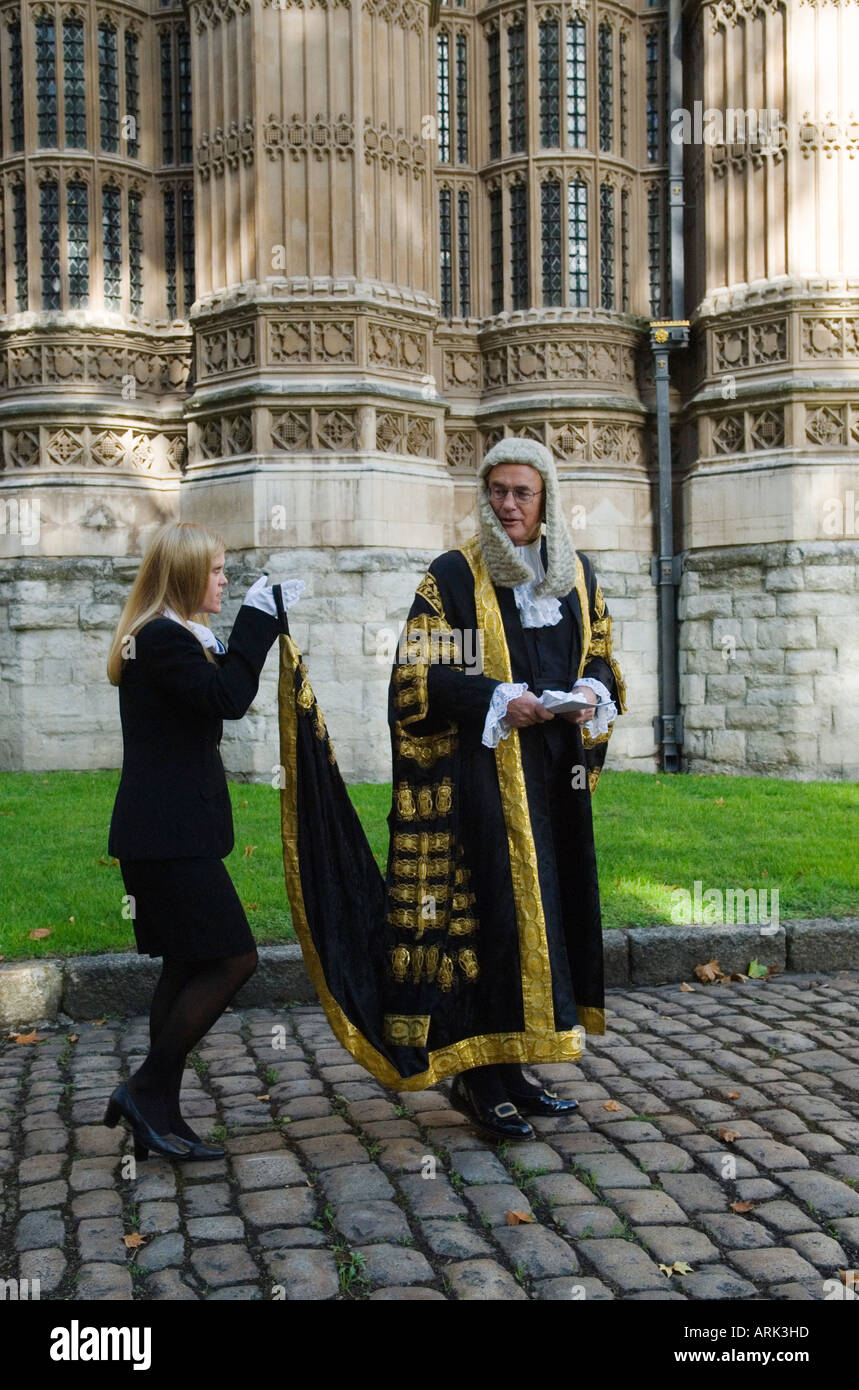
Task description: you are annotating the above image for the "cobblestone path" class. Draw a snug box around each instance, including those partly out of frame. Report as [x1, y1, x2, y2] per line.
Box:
[2, 971, 858, 1301]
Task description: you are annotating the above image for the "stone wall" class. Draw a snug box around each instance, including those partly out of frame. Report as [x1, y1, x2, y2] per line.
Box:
[0, 542, 658, 784]
[678, 541, 859, 780]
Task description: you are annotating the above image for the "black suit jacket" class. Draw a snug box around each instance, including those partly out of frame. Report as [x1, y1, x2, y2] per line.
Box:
[108, 604, 282, 860]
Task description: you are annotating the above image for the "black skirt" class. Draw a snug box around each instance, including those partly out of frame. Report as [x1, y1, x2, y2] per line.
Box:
[119, 857, 256, 961]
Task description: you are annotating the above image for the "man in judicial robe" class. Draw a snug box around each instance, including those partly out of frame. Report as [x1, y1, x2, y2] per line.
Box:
[276, 439, 626, 1140]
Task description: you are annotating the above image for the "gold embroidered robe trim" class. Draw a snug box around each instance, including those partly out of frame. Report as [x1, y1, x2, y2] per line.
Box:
[279, 631, 585, 1088]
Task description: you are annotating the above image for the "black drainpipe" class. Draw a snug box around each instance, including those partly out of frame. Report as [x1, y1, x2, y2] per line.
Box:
[649, 0, 690, 773]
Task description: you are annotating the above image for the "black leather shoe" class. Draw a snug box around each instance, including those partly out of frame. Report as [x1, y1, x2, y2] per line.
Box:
[167, 1136, 226, 1161]
[103, 1084, 192, 1162]
[505, 1086, 579, 1117]
[450, 1075, 535, 1142]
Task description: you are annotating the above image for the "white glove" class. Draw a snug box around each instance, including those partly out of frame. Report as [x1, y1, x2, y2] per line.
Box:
[242, 574, 305, 616]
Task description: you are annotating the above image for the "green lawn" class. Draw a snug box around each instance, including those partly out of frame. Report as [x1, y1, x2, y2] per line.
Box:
[0, 769, 856, 961]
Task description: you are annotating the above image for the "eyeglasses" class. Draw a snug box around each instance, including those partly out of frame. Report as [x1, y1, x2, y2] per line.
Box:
[487, 484, 543, 505]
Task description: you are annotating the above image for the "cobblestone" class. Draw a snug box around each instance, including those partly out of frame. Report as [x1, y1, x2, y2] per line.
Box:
[2, 973, 857, 1301]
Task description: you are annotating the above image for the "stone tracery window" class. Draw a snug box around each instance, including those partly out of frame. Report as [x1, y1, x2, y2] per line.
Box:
[539, 19, 560, 149]
[13, 182, 28, 310]
[98, 19, 119, 154]
[620, 186, 629, 312]
[102, 183, 122, 311]
[66, 178, 89, 308]
[599, 181, 614, 309]
[565, 18, 586, 149]
[646, 29, 664, 164]
[9, 19, 25, 151]
[35, 16, 58, 148]
[439, 186, 453, 315]
[129, 189, 143, 316]
[568, 176, 588, 307]
[160, 30, 174, 165]
[458, 189, 471, 317]
[647, 182, 663, 316]
[437, 32, 451, 163]
[181, 184, 195, 312]
[164, 187, 177, 318]
[619, 29, 628, 158]
[161, 24, 192, 168]
[489, 186, 503, 314]
[598, 22, 613, 153]
[510, 180, 529, 309]
[125, 32, 140, 159]
[63, 17, 86, 148]
[508, 21, 526, 153]
[541, 178, 562, 306]
[455, 32, 468, 164]
[487, 30, 501, 160]
[178, 28, 192, 164]
[40, 178, 61, 310]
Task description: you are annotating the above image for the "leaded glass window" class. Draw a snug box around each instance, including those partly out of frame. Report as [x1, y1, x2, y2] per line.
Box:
[128, 190, 143, 316]
[508, 23, 525, 153]
[565, 20, 586, 148]
[621, 187, 629, 312]
[489, 187, 503, 314]
[437, 33, 451, 163]
[40, 179, 61, 311]
[9, 21, 24, 151]
[541, 180, 562, 307]
[619, 30, 628, 159]
[539, 20, 559, 149]
[181, 185, 195, 313]
[125, 32, 140, 158]
[646, 31, 661, 163]
[35, 18, 57, 148]
[510, 181, 528, 310]
[67, 179, 88, 308]
[12, 182, 28, 310]
[164, 187, 177, 318]
[99, 21, 119, 153]
[598, 23, 613, 153]
[102, 184, 122, 311]
[455, 33, 468, 164]
[568, 178, 588, 307]
[161, 31, 174, 165]
[599, 182, 614, 309]
[439, 187, 452, 317]
[457, 189, 470, 317]
[647, 183, 662, 315]
[63, 18, 86, 148]
[178, 28, 192, 164]
[487, 31, 500, 161]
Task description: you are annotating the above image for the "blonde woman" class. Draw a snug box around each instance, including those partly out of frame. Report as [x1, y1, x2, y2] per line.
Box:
[104, 522, 301, 1161]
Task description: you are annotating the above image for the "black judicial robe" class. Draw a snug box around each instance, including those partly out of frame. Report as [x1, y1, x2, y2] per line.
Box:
[277, 535, 626, 1090]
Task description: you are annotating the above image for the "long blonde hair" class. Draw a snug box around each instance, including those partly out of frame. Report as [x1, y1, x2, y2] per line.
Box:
[107, 522, 228, 685]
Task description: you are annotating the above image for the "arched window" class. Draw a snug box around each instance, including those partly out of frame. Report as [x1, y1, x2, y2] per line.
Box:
[437, 32, 451, 164]
[40, 179, 61, 310]
[646, 30, 663, 163]
[439, 187, 453, 316]
[67, 178, 89, 307]
[648, 183, 663, 315]
[489, 187, 503, 314]
[455, 33, 468, 164]
[63, 17, 86, 148]
[541, 180, 562, 306]
[568, 177, 588, 307]
[102, 183, 122, 310]
[129, 189, 143, 316]
[487, 31, 501, 160]
[125, 32, 140, 158]
[98, 21, 119, 153]
[181, 185, 195, 311]
[178, 28, 192, 164]
[510, 181, 528, 309]
[565, 19, 586, 149]
[12, 183, 28, 310]
[621, 187, 629, 311]
[599, 183, 614, 309]
[539, 19, 560, 149]
[164, 187, 177, 318]
[457, 189, 471, 317]
[598, 23, 613, 153]
[619, 30, 628, 159]
[161, 26, 193, 168]
[35, 16, 57, 148]
[508, 22, 526, 153]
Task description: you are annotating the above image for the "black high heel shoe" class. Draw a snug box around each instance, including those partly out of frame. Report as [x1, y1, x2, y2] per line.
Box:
[103, 1083, 191, 1162]
[166, 1134, 226, 1161]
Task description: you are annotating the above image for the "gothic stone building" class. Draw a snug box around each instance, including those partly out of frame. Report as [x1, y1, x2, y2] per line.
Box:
[0, 0, 857, 783]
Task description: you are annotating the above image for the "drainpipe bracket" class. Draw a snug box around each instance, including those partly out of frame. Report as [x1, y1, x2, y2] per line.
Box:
[650, 555, 683, 586]
[653, 713, 684, 747]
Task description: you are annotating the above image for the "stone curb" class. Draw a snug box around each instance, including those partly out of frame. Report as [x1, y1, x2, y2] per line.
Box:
[1, 918, 856, 1027]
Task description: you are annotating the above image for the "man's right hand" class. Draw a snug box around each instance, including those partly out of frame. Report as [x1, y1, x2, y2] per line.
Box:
[504, 691, 554, 727]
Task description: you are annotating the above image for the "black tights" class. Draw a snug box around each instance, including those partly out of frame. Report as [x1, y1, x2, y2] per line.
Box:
[127, 949, 258, 1137]
[463, 1063, 544, 1105]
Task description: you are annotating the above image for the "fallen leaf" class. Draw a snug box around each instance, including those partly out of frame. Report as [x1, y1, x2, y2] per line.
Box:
[604, 1100, 623, 1112]
[726, 1091, 740, 1100]
[505, 1210, 535, 1225]
[256, 1093, 270, 1102]
[718, 1127, 741, 1143]
[68, 916, 75, 923]
[658, 1264, 674, 1277]
[241, 799, 248, 807]
[243, 845, 256, 858]
[673, 1262, 694, 1275]
[67, 1033, 79, 1044]
[243, 902, 259, 912]
[97, 856, 120, 866]
[731, 1200, 755, 1213]
[123, 1232, 146, 1249]
[92, 1018, 107, 1027]
[9, 1030, 45, 1045]
[694, 958, 723, 984]
[715, 797, 724, 806]
[679, 982, 695, 993]
[28, 928, 51, 940]
[729, 973, 749, 983]
[747, 959, 768, 979]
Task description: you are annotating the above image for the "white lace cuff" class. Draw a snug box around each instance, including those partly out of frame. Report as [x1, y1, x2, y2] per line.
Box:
[574, 677, 617, 738]
[242, 574, 306, 616]
[513, 582, 563, 629]
[482, 682, 529, 749]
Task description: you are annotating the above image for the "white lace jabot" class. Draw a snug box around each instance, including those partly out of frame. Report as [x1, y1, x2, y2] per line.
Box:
[512, 540, 563, 628]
